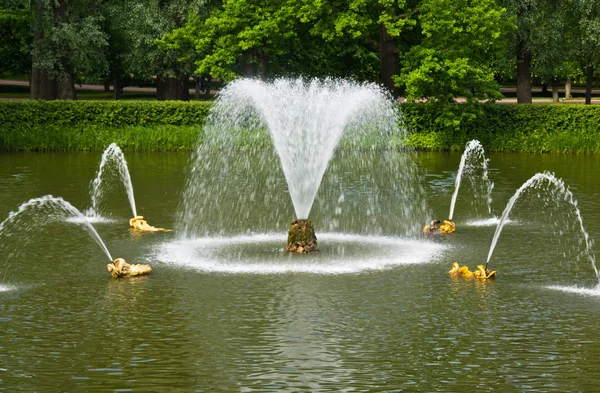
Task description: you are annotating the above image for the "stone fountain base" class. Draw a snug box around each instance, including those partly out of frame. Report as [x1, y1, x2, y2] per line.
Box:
[285, 219, 319, 253]
[107, 258, 152, 278]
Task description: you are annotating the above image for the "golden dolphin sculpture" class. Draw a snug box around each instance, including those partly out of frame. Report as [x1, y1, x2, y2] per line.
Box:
[449, 262, 496, 279]
[129, 216, 172, 232]
[107, 258, 152, 278]
[424, 220, 456, 235]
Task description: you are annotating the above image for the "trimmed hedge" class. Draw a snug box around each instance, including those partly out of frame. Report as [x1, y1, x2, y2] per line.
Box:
[401, 102, 600, 153]
[1, 100, 600, 153]
[0, 101, 211, 151]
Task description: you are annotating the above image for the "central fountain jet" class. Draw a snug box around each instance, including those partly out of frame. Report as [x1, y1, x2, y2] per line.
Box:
[181, 78, 401, 253]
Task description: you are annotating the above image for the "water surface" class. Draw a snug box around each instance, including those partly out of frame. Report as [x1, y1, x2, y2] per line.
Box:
[1, 151, 599, 391]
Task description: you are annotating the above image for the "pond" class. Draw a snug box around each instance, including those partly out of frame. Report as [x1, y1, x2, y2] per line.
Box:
[1, 150, 600, 392]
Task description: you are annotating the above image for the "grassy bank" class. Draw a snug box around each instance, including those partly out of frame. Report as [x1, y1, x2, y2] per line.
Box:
[1, 101, 600, 153]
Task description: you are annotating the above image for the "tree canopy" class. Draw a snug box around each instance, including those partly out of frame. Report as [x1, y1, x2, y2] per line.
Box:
[2, 0, 599, 102]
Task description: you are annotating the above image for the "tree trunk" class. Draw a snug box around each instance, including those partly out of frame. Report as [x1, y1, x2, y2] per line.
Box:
[565, 78, 572, 99]
[194, 76, 200, 99]
[30, 0, 76, 100]
[380, 24, 399, 98]
[205, 76, 212, 97]
[516, 40, 532, 104]
[31, 66, 57, 100]
[156, 75, 190, 101]
[56, 62, 76, 99]
[112, 71, 122, 100]
[585, 64, 594, 105]
[552, 85, 559, 103]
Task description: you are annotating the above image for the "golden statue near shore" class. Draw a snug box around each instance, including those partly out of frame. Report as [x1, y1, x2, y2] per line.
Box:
[107, 258, 152, 278]
[129, 216, 172, 232]
[449, 261, 496, 280]
[423, 220, 456, 235]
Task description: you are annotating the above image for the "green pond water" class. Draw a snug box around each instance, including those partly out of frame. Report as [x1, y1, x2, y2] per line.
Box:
[1, 150, 600, 392]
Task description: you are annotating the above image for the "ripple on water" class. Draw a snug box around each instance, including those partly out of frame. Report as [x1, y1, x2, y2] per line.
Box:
[546, 285, 600, 297]
[153, 232, 448, 274]
[0, 284, 14, 292]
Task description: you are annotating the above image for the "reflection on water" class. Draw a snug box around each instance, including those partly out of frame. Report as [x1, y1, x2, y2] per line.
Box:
[0, 151, 599, 391]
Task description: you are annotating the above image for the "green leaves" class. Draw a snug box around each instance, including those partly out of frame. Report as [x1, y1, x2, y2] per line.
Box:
[399, 0, 511, 102]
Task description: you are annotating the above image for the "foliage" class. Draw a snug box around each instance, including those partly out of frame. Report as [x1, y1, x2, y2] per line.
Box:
[31, 0, 109, 81]
[399, 0, 512, 102]
[401, 102, 600, 153]
[0, 8, 31, 77]
[2, 101, 600, 153]
[0, 101, 211, 150]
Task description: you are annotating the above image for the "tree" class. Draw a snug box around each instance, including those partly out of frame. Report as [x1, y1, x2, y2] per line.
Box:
[569, 0, 600, 104]
[30, 0, 107, 99]
[398, 0, 510, 102]
[0, 7, 31, 78]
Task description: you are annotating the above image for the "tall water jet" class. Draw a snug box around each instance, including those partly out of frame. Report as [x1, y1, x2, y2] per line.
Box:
[179, 78, 409, 252]
[0, 195, 113, 266]
[448, 140, 494, 221]
[486, 172, 598, 283]
[88, 143, 137, 218]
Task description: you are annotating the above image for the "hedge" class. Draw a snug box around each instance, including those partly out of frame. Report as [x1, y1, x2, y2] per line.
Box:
[0, 101, 211, 151]
[401, 102, 600, 153]
[1, 100, 600, 153]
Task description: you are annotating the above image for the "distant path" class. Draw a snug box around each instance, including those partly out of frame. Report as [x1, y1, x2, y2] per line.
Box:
[0, 79, 219, 97]
[2, 79, 599, 103]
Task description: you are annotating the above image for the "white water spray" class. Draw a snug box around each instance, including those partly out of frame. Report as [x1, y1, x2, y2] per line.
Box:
[88, 143, 137, 217]
[486, 172, 598, 282]
[448, 140, 493, 220]
[0, 195, 113, 261]
[203, 78, 402, 219]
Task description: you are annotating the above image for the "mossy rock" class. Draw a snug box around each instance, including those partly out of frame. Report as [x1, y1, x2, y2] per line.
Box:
[285, 219, 319, 253]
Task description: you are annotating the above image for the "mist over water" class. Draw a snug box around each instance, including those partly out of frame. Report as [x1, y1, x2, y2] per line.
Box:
[177, 78, 428, 239]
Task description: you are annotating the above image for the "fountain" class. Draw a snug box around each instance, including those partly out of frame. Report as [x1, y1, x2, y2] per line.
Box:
[448, 140, 494, 222]
[88, 143, 138, 219]
[88, 143, 170, 232]
[179, 78, 416, 252]
[486, 172, 598, 284]
[0, 195, 151, 279]
[0, 195, 113, 263]
[168, 77, 438, 270]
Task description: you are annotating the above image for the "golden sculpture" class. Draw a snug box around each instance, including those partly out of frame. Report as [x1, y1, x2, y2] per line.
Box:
[107, 258, 152, 278]
[129, 216, 172, 232]
[423, 220, 456, 234]
[449, 261, 496, 279]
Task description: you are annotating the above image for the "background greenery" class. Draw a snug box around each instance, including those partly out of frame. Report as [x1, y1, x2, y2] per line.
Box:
[2, 101, 599, 153]
[2, 0, 600, 103]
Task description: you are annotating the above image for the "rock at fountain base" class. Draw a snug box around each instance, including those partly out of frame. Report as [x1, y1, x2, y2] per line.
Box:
[130, 216, 172, 232]
[107, 258, 152, 278]
[285, 219, 319, 253]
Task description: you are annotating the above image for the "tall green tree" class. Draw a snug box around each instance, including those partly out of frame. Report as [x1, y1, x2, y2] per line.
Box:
[104, 0, 205, 100]
[398, 0, 510, 102]
[570, 0, 600, 104]
[30, 0, 107, 99]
